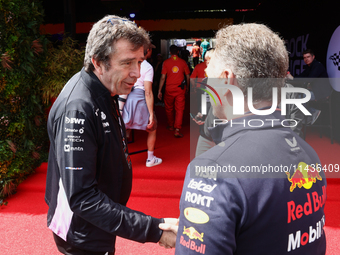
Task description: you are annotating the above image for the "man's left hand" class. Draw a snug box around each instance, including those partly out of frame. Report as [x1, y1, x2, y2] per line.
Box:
[146, 114, 157, 132]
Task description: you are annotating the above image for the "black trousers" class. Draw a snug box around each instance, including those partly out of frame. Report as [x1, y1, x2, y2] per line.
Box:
[53, 233, 115, 255]
[193, 57, 199, 67]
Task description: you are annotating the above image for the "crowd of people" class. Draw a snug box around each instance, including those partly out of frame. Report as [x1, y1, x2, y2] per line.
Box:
[116, 39, 212, 165]
[45, 14, 327, 255]
[118, 38, 215, 161]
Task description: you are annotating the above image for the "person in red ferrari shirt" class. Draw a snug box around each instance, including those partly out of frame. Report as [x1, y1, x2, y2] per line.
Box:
[158, 45, 190, 138]
[190, 48, 214, 83]
[190, 42, 201, 67]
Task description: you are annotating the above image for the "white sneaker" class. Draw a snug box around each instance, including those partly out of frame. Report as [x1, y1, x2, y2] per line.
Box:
[146, 156, 162, 167]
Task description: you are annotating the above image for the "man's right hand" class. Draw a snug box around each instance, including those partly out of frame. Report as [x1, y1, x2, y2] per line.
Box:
[158, 218, 179, 248]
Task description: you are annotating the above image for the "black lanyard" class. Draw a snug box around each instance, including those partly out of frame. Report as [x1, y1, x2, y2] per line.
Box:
[111, 96, 132, 170]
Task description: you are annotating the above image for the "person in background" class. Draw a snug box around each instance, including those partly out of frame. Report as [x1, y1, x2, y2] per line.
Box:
[200, 38, 210, 62]
[190, 48, 216, 156]
[158, 45, 190, 138]
[45, 14, 177, 255]
[174, 39, 187, 52]
[119, 43, 162, 167]
[190, 48, 214, 82]
[288, 49, 333, 125]
[190, 42, 201, 67]
[153, 53, 164, 106]
[175, 23, 326, 255]
[179, 44, 192, 74]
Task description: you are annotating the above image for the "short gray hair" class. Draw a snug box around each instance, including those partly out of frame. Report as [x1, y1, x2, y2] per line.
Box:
[214, 23, 289, 101]
[84, 15, 150, 72]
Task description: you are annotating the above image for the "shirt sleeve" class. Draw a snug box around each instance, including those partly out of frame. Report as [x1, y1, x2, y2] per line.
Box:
[144, 63, 154, 82]
[161, 61, 167, 75]
[175, 162, 246, 255]
[191, 66, 198, 78]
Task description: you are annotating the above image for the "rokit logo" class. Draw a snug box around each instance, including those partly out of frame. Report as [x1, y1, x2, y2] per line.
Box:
[65, 117, 85, 125]
[185, 191, 214, 208]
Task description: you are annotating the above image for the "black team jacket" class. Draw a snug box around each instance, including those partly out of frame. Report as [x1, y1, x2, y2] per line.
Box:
[45, 68, 163, 253]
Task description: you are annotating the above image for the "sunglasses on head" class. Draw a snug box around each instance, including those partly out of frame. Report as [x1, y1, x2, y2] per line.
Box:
[107, 17, 137, 27]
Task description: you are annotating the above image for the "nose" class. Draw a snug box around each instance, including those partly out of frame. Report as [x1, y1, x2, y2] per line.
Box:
[130, 62, 141, 79]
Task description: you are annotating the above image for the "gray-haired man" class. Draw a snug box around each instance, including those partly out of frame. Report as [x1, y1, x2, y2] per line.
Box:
[46, 15, 177, 255]
[175, 23, 326, 255]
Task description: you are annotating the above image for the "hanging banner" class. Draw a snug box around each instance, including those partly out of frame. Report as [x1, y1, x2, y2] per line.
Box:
[286, 34, 309, 76]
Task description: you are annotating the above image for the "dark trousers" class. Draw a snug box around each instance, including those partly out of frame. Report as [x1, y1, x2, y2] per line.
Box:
[193, 57, 199, 67]
[53, 233, 115, 255]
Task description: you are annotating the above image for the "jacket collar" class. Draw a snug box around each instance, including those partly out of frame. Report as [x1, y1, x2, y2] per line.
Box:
[171, 55, 179, 60]
[81, 68, 111, 98]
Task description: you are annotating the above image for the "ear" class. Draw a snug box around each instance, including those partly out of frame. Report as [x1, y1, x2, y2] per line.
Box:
[91, 56, 104, 75]
[221, 68, 237, 106]
[146, 48, 152, 58]
[221, 68, 236, 85]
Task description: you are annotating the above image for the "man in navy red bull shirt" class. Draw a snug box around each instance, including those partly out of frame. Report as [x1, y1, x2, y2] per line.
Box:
[174, 23, 326, 255]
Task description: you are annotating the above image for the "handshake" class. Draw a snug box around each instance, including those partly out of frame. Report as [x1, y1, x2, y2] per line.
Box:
[158, 218, 179, 249]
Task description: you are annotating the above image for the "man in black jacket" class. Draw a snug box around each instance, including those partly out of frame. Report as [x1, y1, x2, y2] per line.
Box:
[289, 49, 333, 125]
[45, 15, 177, 255]
[298, 49, 331, 100]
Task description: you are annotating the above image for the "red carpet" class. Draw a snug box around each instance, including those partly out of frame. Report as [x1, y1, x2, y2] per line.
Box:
[1, 105, 340, 254]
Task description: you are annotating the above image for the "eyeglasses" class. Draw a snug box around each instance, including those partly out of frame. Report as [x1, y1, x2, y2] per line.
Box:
[107, 17, 137, 27]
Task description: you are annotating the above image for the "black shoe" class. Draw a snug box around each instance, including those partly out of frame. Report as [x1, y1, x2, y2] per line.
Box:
[311, 110, 321, 125]
[174, 129, 183, 138]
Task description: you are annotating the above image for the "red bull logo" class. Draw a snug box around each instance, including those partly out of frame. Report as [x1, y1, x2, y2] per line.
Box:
[286, 162, 322, 192]
[180, 235, 206, 254]
[183, 226, 204, 242]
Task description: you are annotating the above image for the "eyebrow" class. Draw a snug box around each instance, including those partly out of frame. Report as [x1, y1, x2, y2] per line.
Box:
[120, 56, 145, 63]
